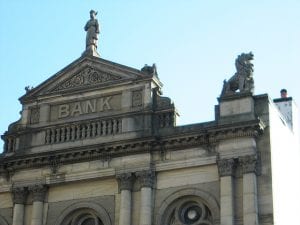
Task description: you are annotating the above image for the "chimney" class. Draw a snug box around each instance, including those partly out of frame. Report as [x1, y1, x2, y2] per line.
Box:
[273, 89, 298, 132]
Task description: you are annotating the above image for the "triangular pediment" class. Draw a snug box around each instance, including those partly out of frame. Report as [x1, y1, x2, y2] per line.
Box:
[20, 56, 152, 103]
[49, 65, 123, 93]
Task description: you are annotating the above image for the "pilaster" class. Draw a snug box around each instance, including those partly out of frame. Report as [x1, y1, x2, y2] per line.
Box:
[136, 170, 155, 225]
[116, 173, 134, 225]
[12, 187, 28, 225]
[29, 185, 48, 225]
[217, 159, 236, 225]
[239, 155, 259, 225]
[136, 169, 155, 188]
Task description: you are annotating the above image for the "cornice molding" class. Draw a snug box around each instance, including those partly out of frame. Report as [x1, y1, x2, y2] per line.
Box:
[0, 119, 264, 173]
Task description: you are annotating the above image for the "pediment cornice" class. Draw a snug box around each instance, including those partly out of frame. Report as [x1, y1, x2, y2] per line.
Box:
[20, 56, 155, 103]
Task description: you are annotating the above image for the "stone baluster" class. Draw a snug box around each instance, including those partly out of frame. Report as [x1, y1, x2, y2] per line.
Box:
[55, 128, 60, 142]
[71, 125, 75, 140]
[61, 127, 65, 142]
[97, 121, 101, 135]
[45, 130, 50, 144]
[86, 123, 91, 138]
[12, 187, 28, 225]
[116, 173, 134, 225]
[91, 122, 96, 137]
[4, 138, 8, 153]
[102, 121, 107, 135]
[118, 119, 122, 133]
[80, 125, 85, 138]
[112, 119, 117, 134]
[66, 126, 70, 141]
[29, 185, 48, 225]
[239, 155, 259, 225]
[217, 158, 236, 225]
[136, 170, 155, 225]
[7, 138, 13, 152]
[76, 125, 80, 139]
[107, 120, 113, 134]
[50, 128, 55, 143]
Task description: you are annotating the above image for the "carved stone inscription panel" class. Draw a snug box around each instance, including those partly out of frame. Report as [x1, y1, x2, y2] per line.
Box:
[50, 94, 121, 121]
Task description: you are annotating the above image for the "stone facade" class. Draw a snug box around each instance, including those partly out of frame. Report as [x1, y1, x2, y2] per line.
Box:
[0, 48, 297, 225]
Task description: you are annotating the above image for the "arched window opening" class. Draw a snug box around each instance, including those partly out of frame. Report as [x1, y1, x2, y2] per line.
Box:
[163, 196, 214, 225]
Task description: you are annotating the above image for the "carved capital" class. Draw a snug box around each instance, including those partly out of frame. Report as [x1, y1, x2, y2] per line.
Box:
[116, 173, 134, 191]
[136, 170, 155, 188]
[217, 158, 236, 177]
[29, 184, 48, 202]
[239, 155, 257, 174]
[12, 187, 28, 204]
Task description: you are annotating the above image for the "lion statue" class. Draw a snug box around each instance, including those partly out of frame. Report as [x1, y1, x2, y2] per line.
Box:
[221, 52, 254, 96]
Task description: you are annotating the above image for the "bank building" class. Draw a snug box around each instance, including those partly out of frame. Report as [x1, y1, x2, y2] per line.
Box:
[0, 11, 299, 225]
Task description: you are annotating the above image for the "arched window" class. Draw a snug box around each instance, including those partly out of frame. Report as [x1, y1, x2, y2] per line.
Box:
[54, 202, 112, 225]
[156, 189, 220, 225]
[164, 197, 213, 225]
[62, 208, 103, 225]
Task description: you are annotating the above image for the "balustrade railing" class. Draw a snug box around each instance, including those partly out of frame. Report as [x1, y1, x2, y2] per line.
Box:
[45, 118, 122, 144]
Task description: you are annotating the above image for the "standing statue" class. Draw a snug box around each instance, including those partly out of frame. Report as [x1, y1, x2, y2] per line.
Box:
[84, 10, 100, 56]
[221, 52, 254, 96]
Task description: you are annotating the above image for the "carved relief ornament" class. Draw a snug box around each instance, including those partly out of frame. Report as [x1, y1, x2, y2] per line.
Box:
[116, 173, 134, 191]
[29, 184, 48, 202]
[136, 170, 155, 188]
[12, 187, 28, 204]
[239, 155, 257, 174]
[217, 158, 236, 177]
[51, 66, 122, 92]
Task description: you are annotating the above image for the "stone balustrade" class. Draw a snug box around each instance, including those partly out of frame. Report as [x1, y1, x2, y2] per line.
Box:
[158, 111, 175, 128]
[45, 118, 122, 144]
[2, 136, 16, 153]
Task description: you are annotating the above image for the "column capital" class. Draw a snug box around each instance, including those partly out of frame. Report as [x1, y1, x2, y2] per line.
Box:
[29, 184, 48, 202]
[136, 170, 155, 188]
[116, 173, 134, 191]
[12, 187, 28, 204]
[217, 158, 236, 177]
[239, 155, 257, 174]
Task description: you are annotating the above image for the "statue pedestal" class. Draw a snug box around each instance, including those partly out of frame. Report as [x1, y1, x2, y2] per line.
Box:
[217, 92, 255, 124]
[82, 46, 100, 57]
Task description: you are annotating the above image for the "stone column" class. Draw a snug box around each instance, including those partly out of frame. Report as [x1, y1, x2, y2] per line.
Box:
[136, 170, 155, 225]
[240, 155, 259, 225]
[12, 187, 28, 225]
[116, 173, 134, 225]
[217, 158, 236, 225]
[29, 185, 48, 225]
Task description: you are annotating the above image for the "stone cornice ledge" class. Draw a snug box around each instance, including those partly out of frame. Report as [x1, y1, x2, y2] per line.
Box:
[155, 156, 217, 172]
[45, 168, 115, 185]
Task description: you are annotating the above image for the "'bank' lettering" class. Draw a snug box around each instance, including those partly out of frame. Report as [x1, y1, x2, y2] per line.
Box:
[57, 97, 112, 119]
[99, 96, 112, 111]
[58, 104, 70, 118]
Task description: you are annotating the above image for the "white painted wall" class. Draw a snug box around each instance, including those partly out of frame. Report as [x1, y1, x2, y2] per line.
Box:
[269, 100, 300, 224]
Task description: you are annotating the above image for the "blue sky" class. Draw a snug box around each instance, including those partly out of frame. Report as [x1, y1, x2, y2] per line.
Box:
[1, 0, 300, 136]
